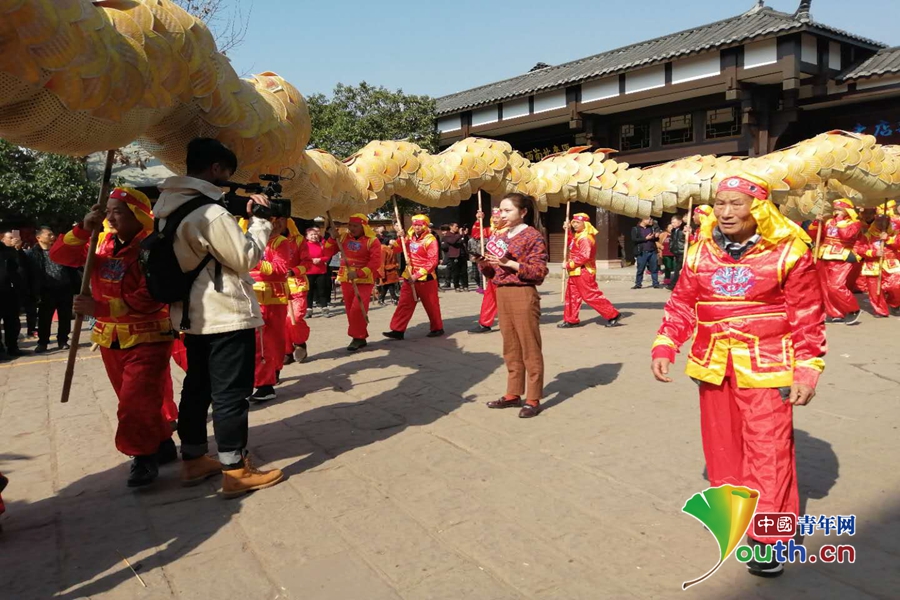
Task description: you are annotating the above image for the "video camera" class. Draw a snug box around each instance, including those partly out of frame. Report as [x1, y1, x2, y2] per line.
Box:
[223, 169, 294, 219]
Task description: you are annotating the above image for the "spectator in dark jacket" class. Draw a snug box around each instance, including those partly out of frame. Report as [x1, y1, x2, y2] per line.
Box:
[26, 225, 79, 353]
[441, 223, 469, 291]
[0, 231, 26, 357]
[631, 217, 661, 289]
[667, 215, 687, 289]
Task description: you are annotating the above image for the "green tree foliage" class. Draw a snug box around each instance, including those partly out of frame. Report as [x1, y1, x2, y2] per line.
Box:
[307, 82, 439, 216]
[0, 139, 99, 227]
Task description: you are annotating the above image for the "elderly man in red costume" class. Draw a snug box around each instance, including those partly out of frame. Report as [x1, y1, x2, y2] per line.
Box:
[383, 214, 444, 339]
[470, 207, 506, 333]
[651, 174, 826, 578]
[245, 216, 292, 403]
[51, 188, 178, 487]
[856, 200, 900, 317]
[808, 198, 863, 324]
[558, 213, 621, 328]
[335, 214, 382, 352]
[282, 219, 312, 364]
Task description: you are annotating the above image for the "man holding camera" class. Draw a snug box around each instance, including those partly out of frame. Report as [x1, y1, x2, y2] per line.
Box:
[153, 138, 283, 498]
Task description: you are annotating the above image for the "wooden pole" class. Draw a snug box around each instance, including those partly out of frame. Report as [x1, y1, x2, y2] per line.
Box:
[560, 202, 571, 302]
[392, 198, 418, 302]
[326, 211, 369, 324]
[60, 149, 115, 404]
[877, 199, 889, 296]
[477, 191, 486, 290]
[682, 198, 694, 267]
[813, 212, 824, 265]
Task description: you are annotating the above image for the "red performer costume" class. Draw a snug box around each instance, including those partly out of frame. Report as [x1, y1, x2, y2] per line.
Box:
[652, 175, 826, 576]
[559, 213, 620, 327]
[283, 220, 311, 363]
[51, 187, 177, 487]
[246, 219, 291, 401]
[472, 208, 505, 332]
[336, 214, 382, 351]
[384, 214, 444, 338]
[808, 199, 863, 322]
[856, 200, 900, 317]
[688, 205, 713, 246]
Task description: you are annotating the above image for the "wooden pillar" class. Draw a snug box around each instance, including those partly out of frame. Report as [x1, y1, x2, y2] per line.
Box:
[594, 207, 621, 269]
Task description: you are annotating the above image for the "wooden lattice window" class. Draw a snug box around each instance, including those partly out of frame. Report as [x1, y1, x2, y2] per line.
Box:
[620, 123, 651, 151]
[662, 114, 693, 145]
[706, 107, 740, 139]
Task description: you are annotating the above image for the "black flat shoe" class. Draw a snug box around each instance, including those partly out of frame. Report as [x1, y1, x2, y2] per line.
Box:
[469, 325, 491, 333]
[347, 338, 367, 352]
[631, 285, 642, 290]
[426, 329, 445, 338]
[382, 330, 404, 340]
[127, 455, 159, 488]
[605, 315, 622, 328]
[157, 438, 178, 465]
[557, 322, 581, 328]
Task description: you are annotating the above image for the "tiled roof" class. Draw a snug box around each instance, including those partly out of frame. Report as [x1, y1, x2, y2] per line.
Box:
[840, 47, 900, 81]
[436, 5, 885, 116]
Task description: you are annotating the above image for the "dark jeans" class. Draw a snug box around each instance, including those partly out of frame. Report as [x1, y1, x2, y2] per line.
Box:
[670, 253, 683, 287]
[0, 293, 20, 352]
[307, 273, 331, 308]
[25, 301, 37, 333]
[179, 328, 255, 466]
[450, 256, 469, 289]
[634, 251, 659, 287]
[378, 283, 399, 302]
[37, 290, 72, 347]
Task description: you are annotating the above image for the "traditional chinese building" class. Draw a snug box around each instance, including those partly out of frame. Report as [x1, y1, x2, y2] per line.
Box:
[432, 0, 899, 267]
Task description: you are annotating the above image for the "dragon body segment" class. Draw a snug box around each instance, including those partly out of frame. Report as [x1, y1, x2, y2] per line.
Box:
[1, 0, 899, 219]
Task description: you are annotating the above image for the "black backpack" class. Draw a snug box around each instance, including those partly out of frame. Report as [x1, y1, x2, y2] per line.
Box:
[140, 196, 219, 330]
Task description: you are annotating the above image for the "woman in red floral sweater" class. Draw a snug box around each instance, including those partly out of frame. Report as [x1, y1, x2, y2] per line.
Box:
[475, 194, 549, 418]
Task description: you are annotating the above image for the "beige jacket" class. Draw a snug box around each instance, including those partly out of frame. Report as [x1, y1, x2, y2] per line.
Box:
[154, 176, 272, 335]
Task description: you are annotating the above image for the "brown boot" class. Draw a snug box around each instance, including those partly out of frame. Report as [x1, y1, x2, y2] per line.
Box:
[181, 455, 222, 487]
[221, 456, 284, 499]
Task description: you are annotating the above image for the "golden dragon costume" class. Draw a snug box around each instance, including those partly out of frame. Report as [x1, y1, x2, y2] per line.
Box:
[1, 0, 900, 219]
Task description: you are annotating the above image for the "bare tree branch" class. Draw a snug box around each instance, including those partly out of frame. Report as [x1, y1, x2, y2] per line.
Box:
[171, 0, 253, 55]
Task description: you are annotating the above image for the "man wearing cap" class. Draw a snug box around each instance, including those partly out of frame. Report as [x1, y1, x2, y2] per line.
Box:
[808, 199, 863, 324]
[335, 214, 382, 352]
[51, 188, 178, 488]
[383, 214, 444, 340]
[856, 200, 900, 317]
[245, 216, 292, 403]
[651, 174, 826, 578]
[558, 213, 621, 328]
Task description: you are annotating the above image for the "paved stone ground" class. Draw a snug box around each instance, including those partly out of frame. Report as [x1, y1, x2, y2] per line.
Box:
[1, 281, 898, 599]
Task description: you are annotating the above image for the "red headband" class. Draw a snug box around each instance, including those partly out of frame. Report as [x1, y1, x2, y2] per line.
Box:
[412, 217, 428, 225]
[717, 176, 769, 201]
[348, 216, 367, 224]
[572, 214, 589, 222]
[110, 188, 151, 214]
[491, 208, 501, 215]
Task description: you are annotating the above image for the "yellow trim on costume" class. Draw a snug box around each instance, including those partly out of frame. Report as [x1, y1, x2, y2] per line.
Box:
[252, 281, 289, 305]
[652, 334, 677, 350]
[91, 319, 174, 349]
[258, 261, 273, 276]
[106, 298, 128, 319]
[63, 229, 88, 245]
[795, 357, 825, 374]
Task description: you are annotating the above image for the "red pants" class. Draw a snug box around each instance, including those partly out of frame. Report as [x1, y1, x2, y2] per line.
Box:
[389, 279, 443, 333]
[699, 373, 798, 544]
[817, 260, 860, 318]
[864, 272, 900, 316]
[284, 292, 310, 352]
[479, 280, 498, 327]
[100, 341, 175, 457]
[563, 272, 619, 324]
[341, 282, 374, 339]
[255, 304, 287, 386]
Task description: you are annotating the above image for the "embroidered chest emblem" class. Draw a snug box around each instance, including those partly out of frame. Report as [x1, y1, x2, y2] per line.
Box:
[409, 242, 421, 253]
[346, 240, 362, 252]
[99, 258, 126, 283]
[826, 226, 838, 237]
[711, 266, 755, 297]
[486, 237, 508, 258]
